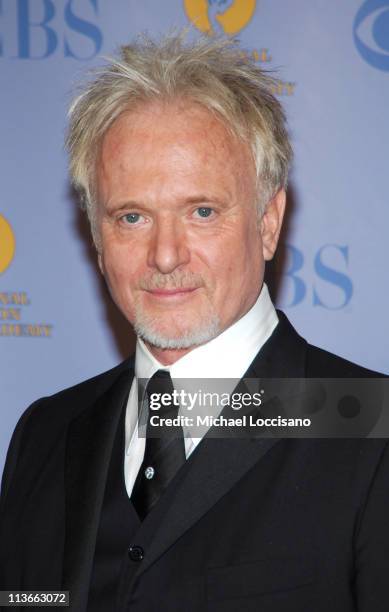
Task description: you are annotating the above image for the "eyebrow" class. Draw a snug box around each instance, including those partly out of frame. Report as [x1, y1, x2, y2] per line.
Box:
[182, 195, 226, 206]
[105, 200, 140, 213]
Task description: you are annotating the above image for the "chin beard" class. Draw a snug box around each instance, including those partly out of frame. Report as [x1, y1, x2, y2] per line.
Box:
[132, 310, 221, 350]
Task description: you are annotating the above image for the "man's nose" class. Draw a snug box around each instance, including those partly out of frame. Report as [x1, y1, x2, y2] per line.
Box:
[147, 218, 190, 273]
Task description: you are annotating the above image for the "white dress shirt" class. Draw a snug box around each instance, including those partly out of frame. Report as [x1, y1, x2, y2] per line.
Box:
[124, 283, 278, 497]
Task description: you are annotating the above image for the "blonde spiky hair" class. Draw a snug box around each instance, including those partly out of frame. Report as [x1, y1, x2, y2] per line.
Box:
[66, 30, 292, 244]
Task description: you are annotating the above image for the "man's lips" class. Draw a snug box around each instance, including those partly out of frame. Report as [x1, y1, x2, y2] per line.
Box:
[144, 287, 199, 297]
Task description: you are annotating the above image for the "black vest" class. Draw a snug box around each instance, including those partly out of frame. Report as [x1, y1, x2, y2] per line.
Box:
[86, 402, 193, 611]
[87, 405, 141, 611]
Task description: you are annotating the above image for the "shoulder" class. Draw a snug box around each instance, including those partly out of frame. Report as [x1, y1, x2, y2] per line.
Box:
[275, 310, 384, 378]
[0, 358, 134, 501]
[7, 357, 134, 458]
[44, 357, 134, 406]
[305, 343, 384, 378]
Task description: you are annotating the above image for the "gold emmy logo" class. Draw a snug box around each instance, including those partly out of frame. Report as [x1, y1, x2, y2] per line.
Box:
[184, 0, 256, 35]
[0, 214, 15, 274]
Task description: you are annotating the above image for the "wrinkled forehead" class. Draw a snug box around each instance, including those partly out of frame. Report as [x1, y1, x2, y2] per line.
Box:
[96, 100, 258, 206]
[99, 100, 252, 163]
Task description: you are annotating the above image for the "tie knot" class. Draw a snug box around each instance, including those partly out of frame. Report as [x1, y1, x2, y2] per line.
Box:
[151, 369, 171, 381]
[146, 370, 177, 415]
[147, 369, 173, 395]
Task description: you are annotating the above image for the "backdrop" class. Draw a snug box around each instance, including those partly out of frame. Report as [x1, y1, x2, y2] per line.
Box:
[1, 0, 389, 476]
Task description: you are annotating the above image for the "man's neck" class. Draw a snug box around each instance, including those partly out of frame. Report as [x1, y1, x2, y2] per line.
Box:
[144, 343, 195, 366]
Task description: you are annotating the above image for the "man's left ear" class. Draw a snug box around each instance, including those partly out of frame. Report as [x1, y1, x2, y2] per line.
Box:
[97, 251, 104, 275]
[260, 188, 286, 261]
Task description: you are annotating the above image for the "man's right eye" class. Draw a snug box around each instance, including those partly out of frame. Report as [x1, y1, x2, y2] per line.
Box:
[122, 213, 141, 224]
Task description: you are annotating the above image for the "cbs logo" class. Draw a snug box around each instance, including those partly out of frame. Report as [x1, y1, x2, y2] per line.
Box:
[276, 244, 353, 310]
[354, 0, 389, 71]
[0, 0, 102, 60]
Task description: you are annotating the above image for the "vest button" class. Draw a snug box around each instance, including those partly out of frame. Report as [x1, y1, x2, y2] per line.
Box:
[128, 545, 144, 562]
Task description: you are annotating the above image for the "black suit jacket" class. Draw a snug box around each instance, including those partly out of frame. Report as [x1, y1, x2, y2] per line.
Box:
[1, 312, 388, 611]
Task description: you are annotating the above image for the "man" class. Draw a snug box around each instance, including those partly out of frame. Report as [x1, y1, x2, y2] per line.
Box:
[0, 33, 388, 612]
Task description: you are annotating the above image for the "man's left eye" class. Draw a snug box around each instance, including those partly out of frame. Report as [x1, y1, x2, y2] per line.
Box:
[195, 207, 213, 219]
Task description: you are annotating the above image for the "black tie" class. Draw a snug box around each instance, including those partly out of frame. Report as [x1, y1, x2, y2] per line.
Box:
[131, 370, 186, 520]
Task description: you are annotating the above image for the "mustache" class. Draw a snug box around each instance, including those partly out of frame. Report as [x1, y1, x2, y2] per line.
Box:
[139, 271, 204, 291]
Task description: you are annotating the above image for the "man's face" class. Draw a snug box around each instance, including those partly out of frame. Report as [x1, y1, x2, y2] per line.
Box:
[96, 101, 284, 362]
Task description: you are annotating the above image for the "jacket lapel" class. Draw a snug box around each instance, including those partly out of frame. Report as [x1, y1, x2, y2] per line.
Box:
[134, 311, 308, 577]
[61, 366, 133, 611]
[134, 436, 280, 579]
[244, 310, 308, 380]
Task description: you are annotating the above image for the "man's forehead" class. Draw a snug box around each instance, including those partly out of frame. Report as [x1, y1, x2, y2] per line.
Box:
[99, 100, 250, 163]
[96, 102, 257, 203]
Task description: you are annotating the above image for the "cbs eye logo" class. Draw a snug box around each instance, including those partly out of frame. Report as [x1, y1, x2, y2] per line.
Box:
[0, 215, 16, 274]
[354, 0, 389, 71]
